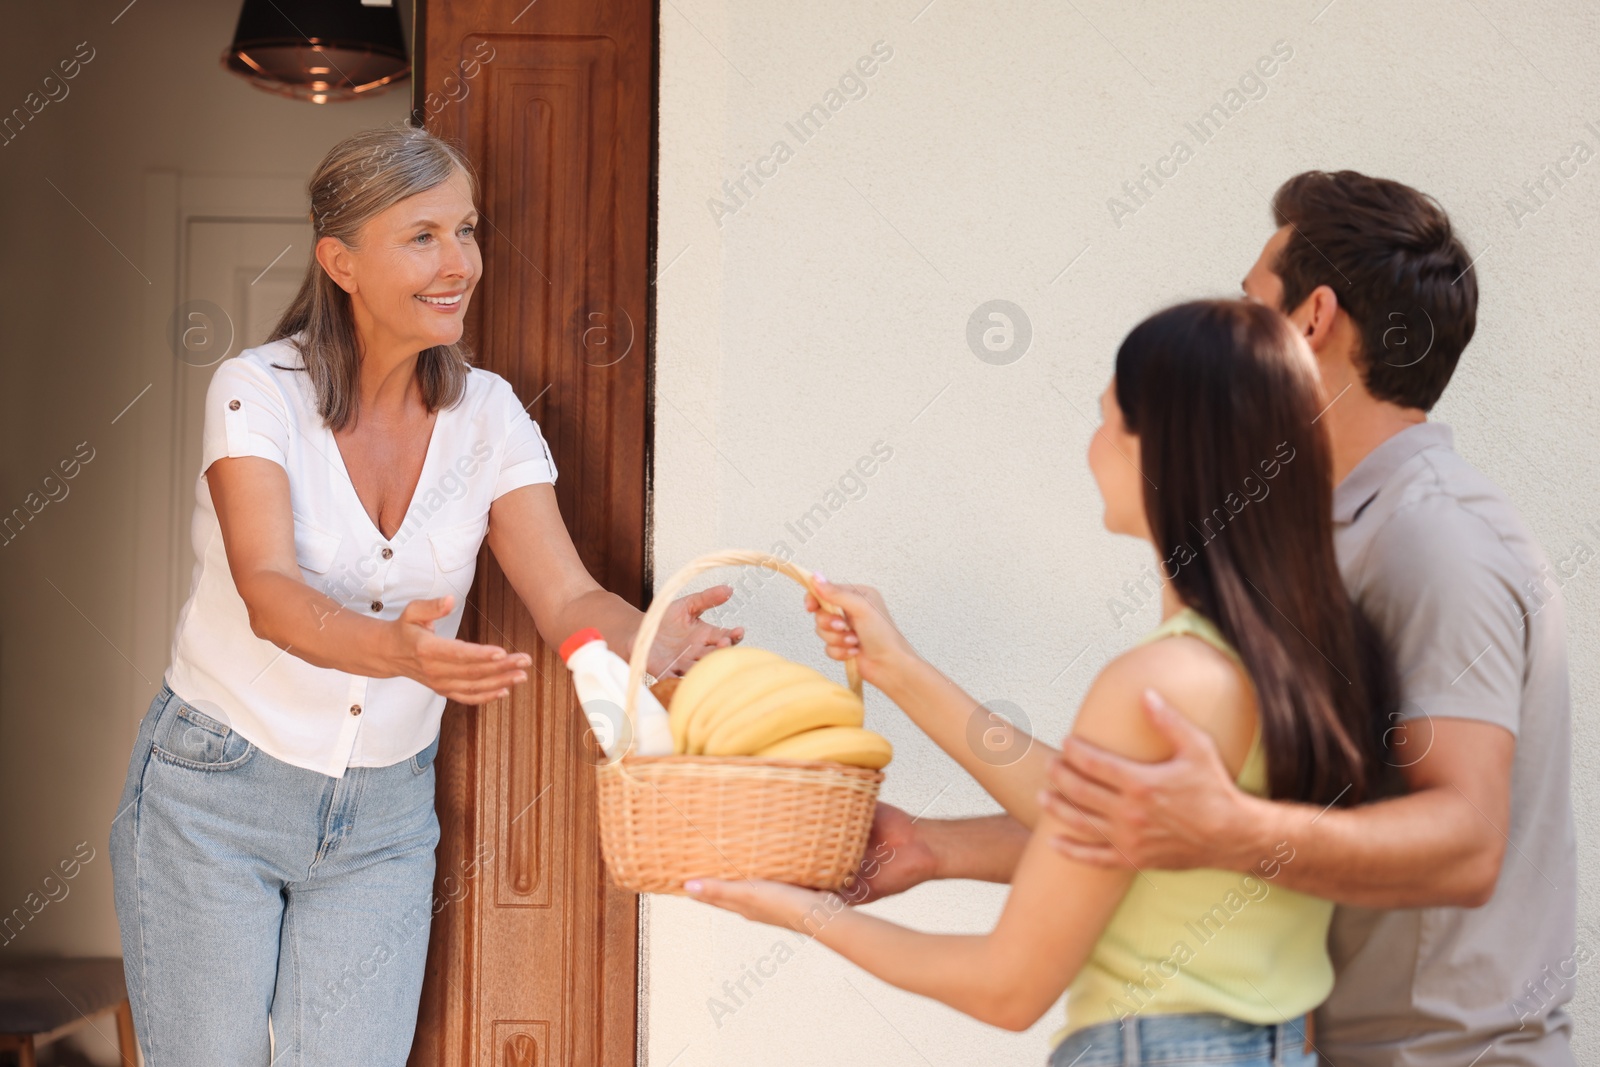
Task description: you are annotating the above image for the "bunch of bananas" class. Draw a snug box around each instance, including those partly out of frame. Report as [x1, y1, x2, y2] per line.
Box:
[665, 647, 893, 769]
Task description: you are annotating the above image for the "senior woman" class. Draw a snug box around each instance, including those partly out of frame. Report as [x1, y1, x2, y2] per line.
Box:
[109, 125, 739, 1067]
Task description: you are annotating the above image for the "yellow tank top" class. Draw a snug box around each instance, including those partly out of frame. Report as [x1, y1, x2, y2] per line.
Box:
[1051, 608, 1333, 1048]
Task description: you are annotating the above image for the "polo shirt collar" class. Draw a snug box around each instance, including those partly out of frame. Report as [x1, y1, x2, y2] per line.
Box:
[1332, 421, 1454, 524]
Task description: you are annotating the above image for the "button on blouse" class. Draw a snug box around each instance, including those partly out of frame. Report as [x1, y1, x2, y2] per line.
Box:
[164, 334, 558, 778]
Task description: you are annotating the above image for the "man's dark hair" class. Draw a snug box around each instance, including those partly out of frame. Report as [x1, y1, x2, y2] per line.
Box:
[1271, 170, 1477, 412]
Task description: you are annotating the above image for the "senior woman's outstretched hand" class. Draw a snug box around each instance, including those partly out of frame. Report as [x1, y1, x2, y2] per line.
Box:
[646, 584, 746, 678]
[391, 594, 532, 704]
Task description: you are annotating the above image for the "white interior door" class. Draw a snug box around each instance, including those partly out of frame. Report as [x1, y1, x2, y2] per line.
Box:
[170, 219, 311, 622]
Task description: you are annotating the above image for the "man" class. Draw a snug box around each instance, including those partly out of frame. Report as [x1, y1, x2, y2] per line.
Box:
[853, 171, 1575, 1066]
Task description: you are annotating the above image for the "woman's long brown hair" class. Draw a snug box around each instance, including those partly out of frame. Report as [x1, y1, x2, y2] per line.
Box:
[1115, 299, 1395, 807]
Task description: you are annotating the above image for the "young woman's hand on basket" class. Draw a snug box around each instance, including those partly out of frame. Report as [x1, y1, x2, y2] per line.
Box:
[805, 575, 919, 689]
[684, 877, 840, 934]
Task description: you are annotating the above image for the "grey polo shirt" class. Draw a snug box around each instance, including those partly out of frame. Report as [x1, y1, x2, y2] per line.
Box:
[1315, 422, 1576, 1066]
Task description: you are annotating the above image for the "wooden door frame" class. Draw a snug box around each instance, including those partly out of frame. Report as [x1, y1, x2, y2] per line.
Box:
[408, 0, 657, 1062]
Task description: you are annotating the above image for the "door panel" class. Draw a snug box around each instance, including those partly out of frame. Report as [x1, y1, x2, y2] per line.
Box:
[410, 1, 652, 1064]
[175, 220, 310, 620]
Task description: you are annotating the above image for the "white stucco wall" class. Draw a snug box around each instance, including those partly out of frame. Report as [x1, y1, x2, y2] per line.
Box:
[650, 1, 1600, 1063]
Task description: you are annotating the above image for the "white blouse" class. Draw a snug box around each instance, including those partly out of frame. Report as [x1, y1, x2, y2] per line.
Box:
[165, 333, 558, 778]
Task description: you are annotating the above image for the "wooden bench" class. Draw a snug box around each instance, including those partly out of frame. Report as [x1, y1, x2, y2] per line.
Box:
[0, 958, 136, 1067]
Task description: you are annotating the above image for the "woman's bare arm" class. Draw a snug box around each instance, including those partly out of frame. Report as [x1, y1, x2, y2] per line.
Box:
[208, 455, 529, 703]
[806, 804, 1135, 1030]
[800, 580, 1059, 826]
[691, 643, 1243, 1029]
[485, 482, 742, 679]
[1044, 704, 1512, 908]
[875, 656, 1062, 828]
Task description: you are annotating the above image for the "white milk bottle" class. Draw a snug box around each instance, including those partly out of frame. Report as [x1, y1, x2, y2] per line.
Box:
[558, 628, 675, 757]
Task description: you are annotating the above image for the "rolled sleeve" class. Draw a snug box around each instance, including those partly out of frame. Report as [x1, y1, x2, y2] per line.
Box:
[1358, 496, 1527, 736]
[492, 377, 558, 500]
[201, 357, 291, 475]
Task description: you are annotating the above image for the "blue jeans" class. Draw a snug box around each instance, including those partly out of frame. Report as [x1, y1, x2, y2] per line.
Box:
[1049, 1012, 1317, 1066]
[110, 682, 441, 1066]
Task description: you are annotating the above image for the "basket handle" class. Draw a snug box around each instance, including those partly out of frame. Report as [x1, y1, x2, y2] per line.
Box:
[623, 550, 862, 755]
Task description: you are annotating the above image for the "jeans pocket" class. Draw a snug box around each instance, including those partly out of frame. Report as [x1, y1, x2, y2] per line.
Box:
[150, 699, 254, 771]
[410, 732, 441, 775]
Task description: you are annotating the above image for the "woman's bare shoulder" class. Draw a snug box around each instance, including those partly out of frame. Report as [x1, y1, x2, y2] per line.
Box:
[1069, 633, 1257, 772]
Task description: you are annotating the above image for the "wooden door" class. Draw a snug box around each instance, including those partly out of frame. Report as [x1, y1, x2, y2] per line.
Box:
[173, 217, 309, 619]
[408, 0, 653, 1064]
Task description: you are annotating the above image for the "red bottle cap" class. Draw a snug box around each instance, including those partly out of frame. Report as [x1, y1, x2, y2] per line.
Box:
[559, 627, 605, 664]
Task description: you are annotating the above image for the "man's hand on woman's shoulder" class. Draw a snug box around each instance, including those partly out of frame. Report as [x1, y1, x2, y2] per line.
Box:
[1041, 688, 1270, 873]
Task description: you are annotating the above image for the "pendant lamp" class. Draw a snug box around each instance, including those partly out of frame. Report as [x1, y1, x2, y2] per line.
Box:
[222, 0, 410, 104]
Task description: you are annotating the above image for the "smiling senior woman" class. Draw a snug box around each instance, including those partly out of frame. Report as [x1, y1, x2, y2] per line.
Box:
[108, 125, 740, 1067]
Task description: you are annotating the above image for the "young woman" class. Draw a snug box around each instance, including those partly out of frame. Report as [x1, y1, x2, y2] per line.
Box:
[685, 299, 1395, 1065]
[110, 125, 740, 1067]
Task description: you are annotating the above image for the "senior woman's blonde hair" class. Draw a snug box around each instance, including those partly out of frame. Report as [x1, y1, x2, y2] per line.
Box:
[268, 123, 478, 431]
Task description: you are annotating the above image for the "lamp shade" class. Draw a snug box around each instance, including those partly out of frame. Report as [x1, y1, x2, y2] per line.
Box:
[222, 0, 409, 104]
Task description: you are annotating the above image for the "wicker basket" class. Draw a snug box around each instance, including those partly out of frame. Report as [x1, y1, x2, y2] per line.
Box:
[595, 550, 884, 895]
